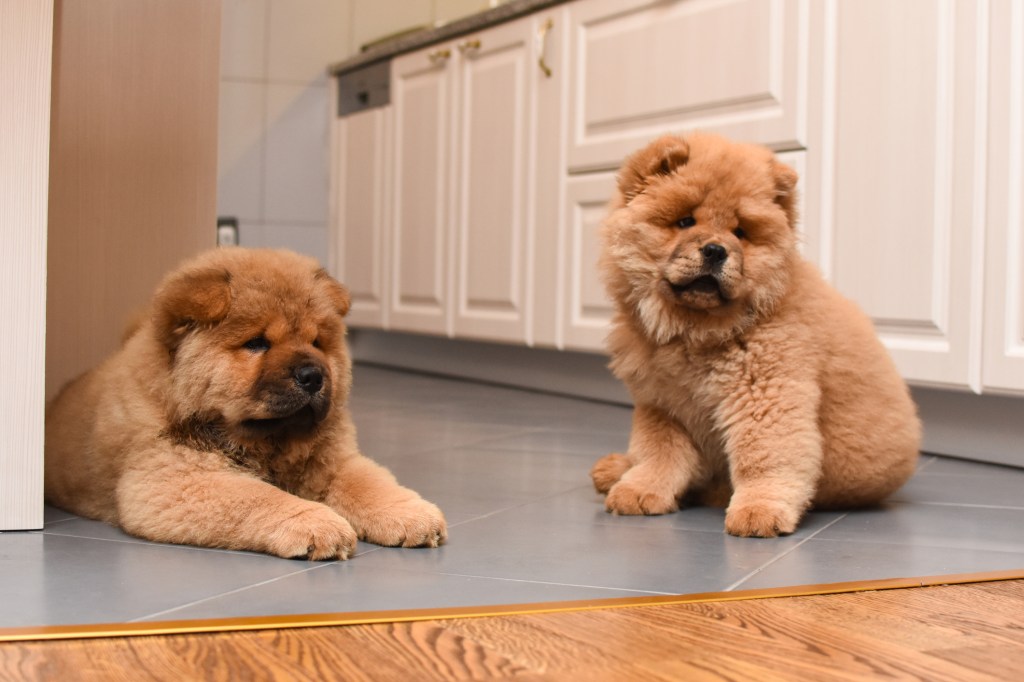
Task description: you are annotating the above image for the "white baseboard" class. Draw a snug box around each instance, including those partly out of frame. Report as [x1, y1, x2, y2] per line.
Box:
[348, 329, 629, 404]
[349, 329, 1024, 469]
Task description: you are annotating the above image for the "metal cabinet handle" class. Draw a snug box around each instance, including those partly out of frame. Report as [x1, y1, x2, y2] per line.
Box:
[458, 39, 482, 54]
[537, 18, 553, 78]
[536, 17, 552, 76]
[428, 48, 451, 65]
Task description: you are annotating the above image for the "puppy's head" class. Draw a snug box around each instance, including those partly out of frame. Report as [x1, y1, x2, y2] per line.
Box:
[152, 247, 351, 445]
[601, 133, 799, 345]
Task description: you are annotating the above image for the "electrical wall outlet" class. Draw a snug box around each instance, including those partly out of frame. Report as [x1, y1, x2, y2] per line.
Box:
[216, 217, 239, 246]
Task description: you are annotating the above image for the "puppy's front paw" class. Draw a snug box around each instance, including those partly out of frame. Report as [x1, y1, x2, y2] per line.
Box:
[268, 504, 358, 560]
[359, 497, 447, 548]
[725, 501, 800, 538]
[605, 480, 678, 515]
[591, 453, 632, 494]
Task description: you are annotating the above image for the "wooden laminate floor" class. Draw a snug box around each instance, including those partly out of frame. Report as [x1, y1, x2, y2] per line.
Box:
[2, 579, 1022, 681]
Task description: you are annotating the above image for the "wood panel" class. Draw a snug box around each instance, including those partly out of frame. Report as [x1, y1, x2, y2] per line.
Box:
[452, 18, 534, 343]
[560, 172, 616, 352]
[46, 0, 220, 401]
[388, 48, 452, 335]
[567, 0, 806, 173]
[983, 0, 1024, 394]
[331, 99, 391, 328]
[0, 0, 53, 530]
[3, 580, 1022, 680]
[810, 0, 986, 390]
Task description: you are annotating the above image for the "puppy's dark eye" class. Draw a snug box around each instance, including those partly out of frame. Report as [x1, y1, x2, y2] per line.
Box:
[312, 338, 321, 349]
[677, 216, 697, 229]
[733, 227, 748, 240]
[243, 336, 271, 353]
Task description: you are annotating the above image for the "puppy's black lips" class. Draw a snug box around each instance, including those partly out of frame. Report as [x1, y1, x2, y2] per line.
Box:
[669, 275, 722, 297]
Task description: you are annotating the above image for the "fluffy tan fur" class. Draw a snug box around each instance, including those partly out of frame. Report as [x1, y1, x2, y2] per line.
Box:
[45, 248, 446, 559]
[591, 133, 921, 537]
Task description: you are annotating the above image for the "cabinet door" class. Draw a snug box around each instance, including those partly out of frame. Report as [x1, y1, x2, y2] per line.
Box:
[389, 46, 454, 335]
[331, 102, 390, 328]
[804, 0, 985, 390]
[566, 0, 807, 173]
[560, 172, 617, 352]
[983, 0, 1024, 394]
[451, 18, 535, 343]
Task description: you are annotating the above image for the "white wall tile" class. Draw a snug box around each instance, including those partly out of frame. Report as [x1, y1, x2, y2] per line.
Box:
[261, 223, 330, 265]
[352, 0, 431, 52]
[264, 82, 329, 224]
[217, 81, 265, 222]
[221, 0, 268, 80]
[267, 0, 351, 84]
[237, 221, 267, 248]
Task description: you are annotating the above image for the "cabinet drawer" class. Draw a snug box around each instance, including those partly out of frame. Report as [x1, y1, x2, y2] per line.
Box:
[567, 0, 806, 172]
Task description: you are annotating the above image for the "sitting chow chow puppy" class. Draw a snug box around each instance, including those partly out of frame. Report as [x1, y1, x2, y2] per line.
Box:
[590, 133, 921, 537]
[45, 248, 446, 559]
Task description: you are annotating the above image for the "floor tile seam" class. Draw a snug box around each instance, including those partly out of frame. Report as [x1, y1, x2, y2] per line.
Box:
[901, 501, 1024, 511]
[768, 534, 1024, 556]
[914, 455, 940, 472]
[37, 529, 319, 561]
[363, 430, 548, 460]
[723, 514, 850, 592]
[126, 562, 338, 623]
[444, 484, 600, 529]
[425, 570, 677, 597]
[887, 499, 1024, 512]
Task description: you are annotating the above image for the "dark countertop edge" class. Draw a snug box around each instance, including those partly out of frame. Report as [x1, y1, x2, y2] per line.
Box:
[327, 0, 570, 76]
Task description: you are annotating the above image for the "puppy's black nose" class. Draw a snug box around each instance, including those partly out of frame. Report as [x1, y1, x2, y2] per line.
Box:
[294, 365, 324, 394]
[701, 243, 728, 265]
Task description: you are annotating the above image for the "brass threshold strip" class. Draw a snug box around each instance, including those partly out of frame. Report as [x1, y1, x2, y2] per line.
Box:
[2, 568, 1021, 643]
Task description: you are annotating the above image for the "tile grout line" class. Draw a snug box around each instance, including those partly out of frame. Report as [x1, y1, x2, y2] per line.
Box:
[722, 514, 850, 592]
[127, 562, 341, 623]
[426, 571, 676, 597]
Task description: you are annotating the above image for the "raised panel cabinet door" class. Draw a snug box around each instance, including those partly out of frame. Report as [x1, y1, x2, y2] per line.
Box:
[331, 102, 390, 329]
[451, 17, 535, 343]
[388, 45, 454, 335]
[566, 0, 806, 173]
[806, 0, 985, 390]
[983, 0, 1024, 394]
[559, 172, 618, 352]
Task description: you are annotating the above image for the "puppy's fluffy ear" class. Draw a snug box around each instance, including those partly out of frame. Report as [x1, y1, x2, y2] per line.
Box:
[771, 160, 799, 228]
[315, 269, 351, 317]
[617, 135, 690, 203]
[153, 266, 232, 349]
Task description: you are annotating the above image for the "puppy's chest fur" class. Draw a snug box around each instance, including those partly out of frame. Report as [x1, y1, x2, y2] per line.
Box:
[612, 323, 806, 452]
[160, 417, 317, 493]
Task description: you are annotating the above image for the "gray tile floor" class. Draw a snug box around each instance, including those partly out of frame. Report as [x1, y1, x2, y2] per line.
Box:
[3, 365, 1024, 629]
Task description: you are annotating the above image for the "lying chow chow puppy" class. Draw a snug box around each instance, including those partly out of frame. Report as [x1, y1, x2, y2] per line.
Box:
[45, 247, 446, 559]
[591, 133, 921, 537]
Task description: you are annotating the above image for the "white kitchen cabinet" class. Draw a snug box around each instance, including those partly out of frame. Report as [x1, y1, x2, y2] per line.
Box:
[565, 0, 807, 173]
[982, 0, 1024, 394]
[803, 0, 987, 391]
[385, 12, 565, 344]
[388, 43, 454, 335]
[559, 172, 617, 352]
[330, 93, 391, 329]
